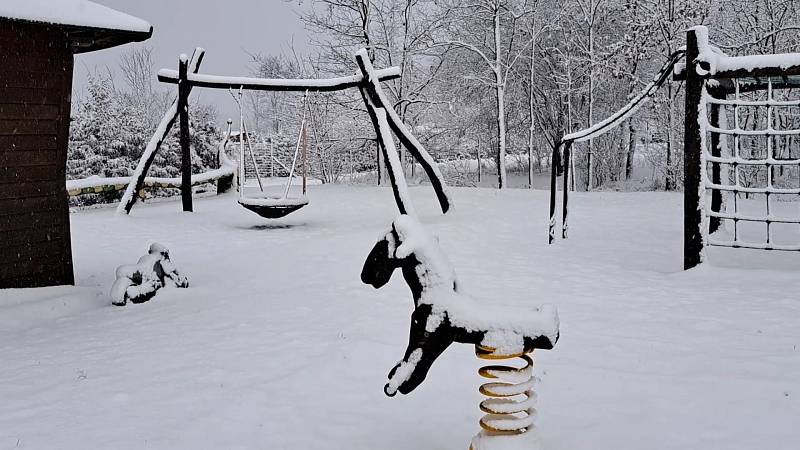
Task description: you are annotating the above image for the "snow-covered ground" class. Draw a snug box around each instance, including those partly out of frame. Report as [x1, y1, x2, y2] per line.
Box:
[1, 185, 798, 450]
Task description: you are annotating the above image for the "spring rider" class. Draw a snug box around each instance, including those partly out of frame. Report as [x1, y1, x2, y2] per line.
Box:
[361, 215, 560, 450]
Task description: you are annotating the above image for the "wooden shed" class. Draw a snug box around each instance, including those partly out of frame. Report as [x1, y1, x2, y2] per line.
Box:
[0, 1, 152, 289]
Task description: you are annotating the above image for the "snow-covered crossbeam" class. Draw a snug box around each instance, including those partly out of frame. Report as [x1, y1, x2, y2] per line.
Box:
[157, 67, 402, 92]
[705, 54, 800, 77]
[687, 26, 800, 79]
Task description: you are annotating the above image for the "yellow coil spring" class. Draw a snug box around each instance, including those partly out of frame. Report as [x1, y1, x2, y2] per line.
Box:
[475, 345, 536, 436]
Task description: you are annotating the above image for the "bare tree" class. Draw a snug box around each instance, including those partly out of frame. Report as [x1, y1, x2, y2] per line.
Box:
[431, 0, 538, 188]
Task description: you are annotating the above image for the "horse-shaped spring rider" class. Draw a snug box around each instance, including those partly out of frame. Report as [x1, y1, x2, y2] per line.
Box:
[361, 215, 560, 449]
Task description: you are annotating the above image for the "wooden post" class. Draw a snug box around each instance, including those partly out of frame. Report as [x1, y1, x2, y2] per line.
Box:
[376, 139, 385, 186]
[357, 85, 386, 188]
[354, 50, 453, 214]
[119, 48, 205, 215]
[359, 84, 413, 215]
[374, 108, 416, 216]
[569, 141, 577, 192]
[178, 54, 193, 212]
[708, 85, 725, 234]
[548, 143, 560, 244]
[477, 147, 482, 183]
[562, 141, 572, 239]
[586, 147, 592, 191]
[684, 27, 706, 270]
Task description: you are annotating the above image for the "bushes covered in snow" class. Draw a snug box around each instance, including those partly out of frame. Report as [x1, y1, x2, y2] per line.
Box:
[69, 50, 221, 207]
[111, 243, 189, 306]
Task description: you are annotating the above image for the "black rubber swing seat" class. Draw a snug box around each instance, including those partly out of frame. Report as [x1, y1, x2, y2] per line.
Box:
[238, 196, 309, 219]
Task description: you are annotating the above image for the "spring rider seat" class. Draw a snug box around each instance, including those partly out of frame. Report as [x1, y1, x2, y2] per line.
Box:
[361, 215, 560, 450]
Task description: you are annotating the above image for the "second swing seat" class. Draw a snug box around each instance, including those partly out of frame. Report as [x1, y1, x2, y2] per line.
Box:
[238, 195, 309, 219]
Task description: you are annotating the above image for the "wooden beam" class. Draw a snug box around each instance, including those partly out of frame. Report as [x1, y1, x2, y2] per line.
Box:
[354, 50, 453, 214]
[561, 141, 572, 240]
[157, 67, 401, 92]
[712, 64, 800, 80]
[375, 107, 417, 217]
[357, 84, 407, 215]
[674, 61, 800, 83]
[376, 139, 384, 186]
[548, 144, 559, 244]
[118, 48, 205, 215]
[178, 55, 193, 212]
[708, 85, 725, 234]
[684, 28, 705, 270]
[732, 78, 800, 93]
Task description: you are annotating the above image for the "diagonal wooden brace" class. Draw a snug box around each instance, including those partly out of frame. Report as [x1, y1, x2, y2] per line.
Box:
[117, 48, 206, 215]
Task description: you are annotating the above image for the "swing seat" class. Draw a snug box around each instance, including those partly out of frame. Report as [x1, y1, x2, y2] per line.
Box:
[238, 195, 309, 219]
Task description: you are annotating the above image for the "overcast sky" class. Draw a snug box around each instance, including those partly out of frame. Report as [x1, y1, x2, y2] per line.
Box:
[74, 0, 309, 120]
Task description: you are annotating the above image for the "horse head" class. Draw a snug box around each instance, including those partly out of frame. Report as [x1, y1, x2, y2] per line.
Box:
[361, 216, 455, 303]
[360, 228, 402, 290]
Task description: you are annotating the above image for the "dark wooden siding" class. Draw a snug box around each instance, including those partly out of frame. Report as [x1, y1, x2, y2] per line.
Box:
[0, 20, 74, 288]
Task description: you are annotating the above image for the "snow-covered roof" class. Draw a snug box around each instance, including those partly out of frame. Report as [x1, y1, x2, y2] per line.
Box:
[0, 0, 152, 53]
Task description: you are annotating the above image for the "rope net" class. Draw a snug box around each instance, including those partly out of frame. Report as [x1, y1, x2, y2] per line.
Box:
[702, 78, 800, 251]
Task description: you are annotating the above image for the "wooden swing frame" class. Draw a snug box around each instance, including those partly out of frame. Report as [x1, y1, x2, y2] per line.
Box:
[118, 48, 453, 217]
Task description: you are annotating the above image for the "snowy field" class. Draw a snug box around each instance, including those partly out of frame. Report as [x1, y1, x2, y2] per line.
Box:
[1, 185, 798, 450]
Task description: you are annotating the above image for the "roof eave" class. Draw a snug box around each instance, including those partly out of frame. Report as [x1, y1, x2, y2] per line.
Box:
[66, 25, 153, 54]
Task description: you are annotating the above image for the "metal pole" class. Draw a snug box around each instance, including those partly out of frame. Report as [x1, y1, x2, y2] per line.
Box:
[284, 91, 309, 199]
[239, 100, 246, 200]
[242, 119, 264, 192]
[270, 136, 275, 178]
[302, 121, 308, 196]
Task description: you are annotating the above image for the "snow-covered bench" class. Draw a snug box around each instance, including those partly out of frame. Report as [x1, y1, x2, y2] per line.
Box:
[111, 243, 189, 306]
[361, 215, 560, 397]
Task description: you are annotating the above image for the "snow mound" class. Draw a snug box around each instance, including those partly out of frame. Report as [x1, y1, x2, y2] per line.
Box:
[111, 243, 189, 306]
[470, 428, 544, 450]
